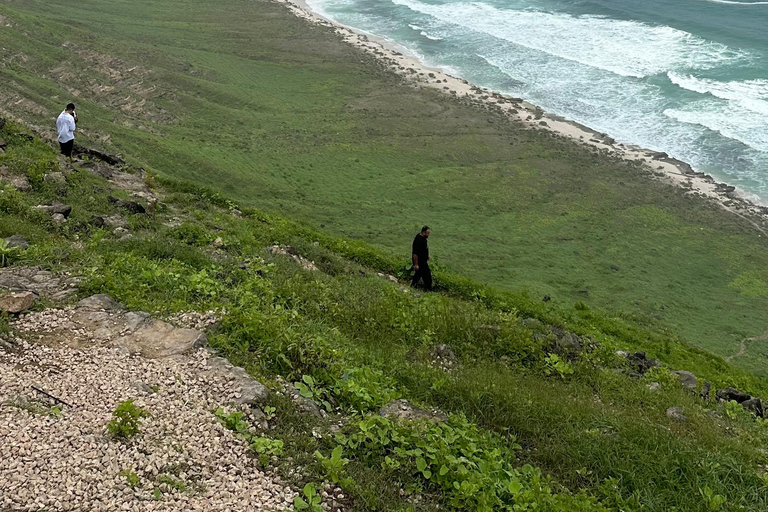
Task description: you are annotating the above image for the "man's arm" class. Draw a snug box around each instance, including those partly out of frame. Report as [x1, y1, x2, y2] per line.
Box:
[412, 253, 419, 270]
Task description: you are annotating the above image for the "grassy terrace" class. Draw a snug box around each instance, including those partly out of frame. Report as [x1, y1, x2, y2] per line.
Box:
[3, 119, 768, 511]
[2, 0, 768, 375]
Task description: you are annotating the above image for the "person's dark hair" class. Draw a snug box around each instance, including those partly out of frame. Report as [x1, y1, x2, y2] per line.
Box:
[421, 225, 430, 233]
[66, 103, 76, 111]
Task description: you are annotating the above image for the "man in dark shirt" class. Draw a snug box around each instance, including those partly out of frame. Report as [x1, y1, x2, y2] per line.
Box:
[411, 226, 432, 290]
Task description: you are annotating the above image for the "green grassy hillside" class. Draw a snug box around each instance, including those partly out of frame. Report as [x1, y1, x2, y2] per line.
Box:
[2, 0, 768, 374]
[3, 119, 768, 511]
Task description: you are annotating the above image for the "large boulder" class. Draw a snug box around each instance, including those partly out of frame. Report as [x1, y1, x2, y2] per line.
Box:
[626, 351, 661, 374]
[666, 406, 687, 422]
[77, 294, 122, 311]
[0, 291, 36, 314]
[3, 235, 28, 250]
[716, 387, 751, 404]
[741, 398, 764, 418]
[112, 319, 207, 358]
[672, 370, 698, 392]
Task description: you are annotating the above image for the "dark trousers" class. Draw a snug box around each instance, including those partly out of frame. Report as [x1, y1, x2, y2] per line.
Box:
[411, 264, 432, 290]
[59, 139, 74, 158]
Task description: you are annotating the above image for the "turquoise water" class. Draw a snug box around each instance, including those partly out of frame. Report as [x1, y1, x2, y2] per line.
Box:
[306, 0, 768, 201]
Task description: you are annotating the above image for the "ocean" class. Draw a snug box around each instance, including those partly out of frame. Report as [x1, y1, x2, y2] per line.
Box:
[304, 0, 768, 201]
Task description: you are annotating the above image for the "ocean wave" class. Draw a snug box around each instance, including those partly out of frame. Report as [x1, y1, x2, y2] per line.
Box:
[390, 0, 750, 78]
[668, 73, 768, 115]
[664, 101, 768, 152]
[704, 0, 768, 5]
[420, 30, 443, 41]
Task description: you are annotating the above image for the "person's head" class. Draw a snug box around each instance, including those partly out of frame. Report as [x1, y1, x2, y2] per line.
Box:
[421, 225, 431, 238]
[65, 103, 76, 113]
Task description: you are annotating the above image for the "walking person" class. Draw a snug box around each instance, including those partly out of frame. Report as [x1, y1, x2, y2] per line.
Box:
[411, 225, 432, 290]
[56, 103, 78, 162]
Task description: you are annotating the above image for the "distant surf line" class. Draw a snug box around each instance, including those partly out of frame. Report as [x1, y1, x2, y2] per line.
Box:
[704, 0, 768, 5]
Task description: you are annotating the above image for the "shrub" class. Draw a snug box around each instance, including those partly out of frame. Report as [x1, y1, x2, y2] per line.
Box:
[107, 399, 150, 439]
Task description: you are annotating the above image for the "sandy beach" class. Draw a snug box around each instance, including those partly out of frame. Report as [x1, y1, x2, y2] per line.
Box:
[277, 0, 768, 235]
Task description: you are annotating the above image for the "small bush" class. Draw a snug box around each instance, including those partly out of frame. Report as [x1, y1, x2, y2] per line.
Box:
[107, 399, 150, 439]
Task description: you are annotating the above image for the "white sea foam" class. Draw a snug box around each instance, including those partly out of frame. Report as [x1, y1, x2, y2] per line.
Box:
[391, 0, 750, 78]
[669, 72, 768, 117]
[420, 30, 443, 40]
[704, 0, 768, 5]
[665, 101, 768, 152]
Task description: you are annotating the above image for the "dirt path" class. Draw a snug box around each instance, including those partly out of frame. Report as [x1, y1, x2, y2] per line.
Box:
[727, 329, 768, 362]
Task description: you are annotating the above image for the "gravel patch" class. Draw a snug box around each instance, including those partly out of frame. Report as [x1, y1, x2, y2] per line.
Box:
[0, 343, 295, 511]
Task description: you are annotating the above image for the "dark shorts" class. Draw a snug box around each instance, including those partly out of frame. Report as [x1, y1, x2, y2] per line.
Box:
[59, 139, 74, 158]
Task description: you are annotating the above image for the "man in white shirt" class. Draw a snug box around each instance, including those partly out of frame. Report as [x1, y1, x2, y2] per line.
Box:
[56, 103, 78, 162]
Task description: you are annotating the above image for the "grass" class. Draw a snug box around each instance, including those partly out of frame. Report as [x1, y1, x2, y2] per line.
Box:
[3, 0, 768, 375]
[4, 120, 768, 510]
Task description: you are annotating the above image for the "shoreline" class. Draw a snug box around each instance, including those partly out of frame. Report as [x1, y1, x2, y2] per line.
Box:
[277, 0, 768, 234]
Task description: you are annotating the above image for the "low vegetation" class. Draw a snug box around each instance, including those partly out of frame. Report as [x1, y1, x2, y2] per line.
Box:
[107, 399, 150, 439]
[3, 120, 768, 511]
[3, 0, 768, 375]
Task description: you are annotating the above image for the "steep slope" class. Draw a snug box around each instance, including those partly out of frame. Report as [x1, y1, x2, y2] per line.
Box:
[2, 121, 768, 511]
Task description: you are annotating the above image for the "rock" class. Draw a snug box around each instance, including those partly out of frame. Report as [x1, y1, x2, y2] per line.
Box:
[0, 266, 79, 299]
[51, 203, 72, 218]
[666, 406, 687, 422]
[113, 227, 129, 237]
[51, 213, 66, 225]
[376, 272, 398, 283]
[701, 381, 712, 399]
[213, 237, 224, 248]
[555, 331, 582, 354]
[90, 216, 105, 228]
[104, 215, 128, 229]
[43, 172, 66, 185]
[0, 291, 36, 314]
[77, 294, 122, 312]
[108, 196, 146, 214]
[112, 319, 207, 358]
[3, 235, 28, 250]
[648, 382, 661, 391]
[671, 370, 698, 392]
[119, 234, 133, 242]
[626, 351, 661, 374]
[0, 137, 6, 150]
[380, 399, 447, 423]
[741, 397, 764, 418]
[615, 350, 629, 358]
[207, 356, 269, 406]
[131, 381, 155, 395]
[716, 387, 751, 404]
[284, 383, 323, 417]
[6, 175, 31, 192]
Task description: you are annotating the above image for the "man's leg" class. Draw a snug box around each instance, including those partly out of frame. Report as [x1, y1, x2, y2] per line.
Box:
[422, 265, 433, 291]
[411, 267, 422, 288]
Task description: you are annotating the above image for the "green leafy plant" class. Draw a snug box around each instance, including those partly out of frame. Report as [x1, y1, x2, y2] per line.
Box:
[699, 486, 727, 510]
[544, 354, 574, 380]
[263, 405, 277, 421]
[250, 436, 284, 466]
[107, 399, 149, 439]
[294, 375, 331, 411]
[0, 240, 20, 267]
[294, 483, 323, 512]
[315, 445, 349, 484]
[119, 469, 140, 489]
[338, 414, 606, 512]
[215, 408, 283, 465]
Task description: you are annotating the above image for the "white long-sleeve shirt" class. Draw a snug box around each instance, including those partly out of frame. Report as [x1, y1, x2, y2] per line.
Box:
[56, 111, 76, 143]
